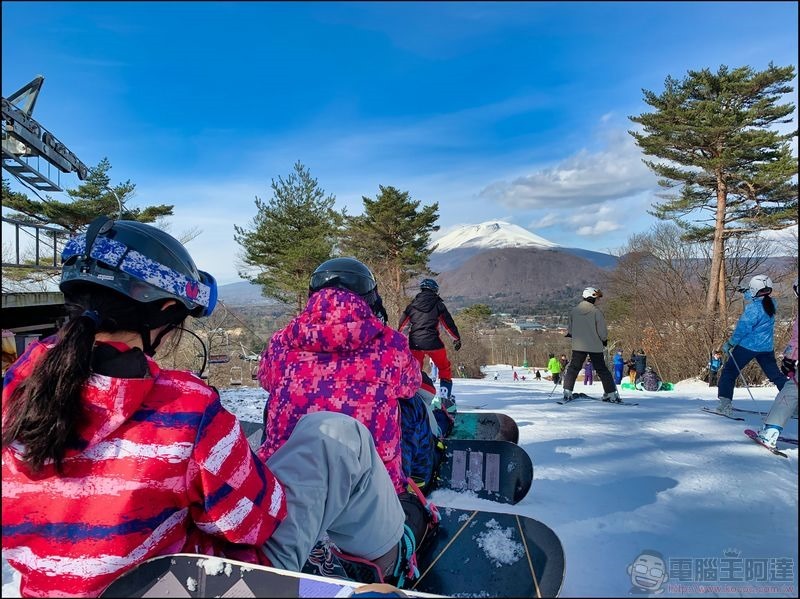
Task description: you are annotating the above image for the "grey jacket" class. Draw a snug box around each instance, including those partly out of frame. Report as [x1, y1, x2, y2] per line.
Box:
[567, 299, 608, 353]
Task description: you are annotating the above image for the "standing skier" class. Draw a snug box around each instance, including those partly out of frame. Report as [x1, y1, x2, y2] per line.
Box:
[754, 278, 798, 448]
[547, 353, 561, 386]
[613, 349, 625, 384]
[583, 356, 594, 385]
[707, 350, 723, 387]
[398, 278, 462, 402]
[562, 287, 621, 403]
[2, 220, 412, 596]
[714, 274, 788, 417]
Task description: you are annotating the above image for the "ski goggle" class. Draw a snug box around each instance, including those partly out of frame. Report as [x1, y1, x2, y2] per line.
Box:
[62, 234, 217, 317]
[309, 270, 376, 296]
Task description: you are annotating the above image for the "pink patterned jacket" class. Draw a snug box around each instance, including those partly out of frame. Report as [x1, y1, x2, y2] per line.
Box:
[258, 287, 421, 493]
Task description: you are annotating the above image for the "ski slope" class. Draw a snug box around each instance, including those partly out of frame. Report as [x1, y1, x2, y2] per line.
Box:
[3, 366, 797, 597]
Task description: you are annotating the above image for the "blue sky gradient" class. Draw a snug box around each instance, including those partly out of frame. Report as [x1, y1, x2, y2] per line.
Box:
[3, 1, 798, 283]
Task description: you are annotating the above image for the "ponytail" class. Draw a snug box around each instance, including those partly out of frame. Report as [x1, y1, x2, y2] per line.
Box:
[2, 313, 97, 473]
[762, 295, 776, 317]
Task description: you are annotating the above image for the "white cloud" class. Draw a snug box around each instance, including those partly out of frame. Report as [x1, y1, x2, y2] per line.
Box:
[576, 220, 623, 236]
[478, 127, 658, 208]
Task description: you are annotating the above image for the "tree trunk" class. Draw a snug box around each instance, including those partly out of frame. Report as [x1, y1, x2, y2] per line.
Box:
[706, 175, 727, 315]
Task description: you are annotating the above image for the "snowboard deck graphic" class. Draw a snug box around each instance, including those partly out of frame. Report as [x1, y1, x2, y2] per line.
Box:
[744, 429, 789, 458]
[557, 392, 638, 406]
[450, 411, 520, 443]
[411, 507, 565, 598]
[101, 508, 565, 598]
[434, 439, 533, 504]
[99, 552, 437, 598]
[701, 407, 745, 421]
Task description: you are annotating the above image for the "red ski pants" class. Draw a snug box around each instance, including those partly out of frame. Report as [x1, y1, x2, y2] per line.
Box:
[411, 348, 453, 381]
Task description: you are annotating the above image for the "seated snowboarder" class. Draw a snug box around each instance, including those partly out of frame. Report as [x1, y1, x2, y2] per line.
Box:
[258, 257, 439, 582]
[636, 366, 663, 391]
[1, 220, 414, 596]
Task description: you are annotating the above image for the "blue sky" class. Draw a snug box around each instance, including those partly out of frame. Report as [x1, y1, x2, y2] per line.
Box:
[2, 1, 798, 284]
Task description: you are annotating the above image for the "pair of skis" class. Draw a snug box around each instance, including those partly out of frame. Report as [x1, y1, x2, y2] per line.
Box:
[700, 407, 797, 458]
[557, 392, 638, 406]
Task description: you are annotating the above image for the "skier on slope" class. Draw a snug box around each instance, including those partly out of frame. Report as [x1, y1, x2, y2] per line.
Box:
[561, 287, 622, 403]
[613, 349, 625, 385]
[714, 274, 788, 417]
[547, 353, 561, 385]
[398, 278, 462, 403]
[1, 220, 413, 597]
[258, 257, 439, 582]
[753, 278, 798, 449]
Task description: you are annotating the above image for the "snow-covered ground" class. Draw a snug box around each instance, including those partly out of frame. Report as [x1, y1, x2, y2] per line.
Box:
[3, 365, 797, 597]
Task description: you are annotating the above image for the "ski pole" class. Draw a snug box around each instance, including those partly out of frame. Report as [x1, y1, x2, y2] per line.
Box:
[726, 348, 760, 410]
[547, 379, 560, 398]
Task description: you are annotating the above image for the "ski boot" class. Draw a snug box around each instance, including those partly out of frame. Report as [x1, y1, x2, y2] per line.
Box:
[715, 397, 733, 417]
[602, 390, 622, 403]
[562, 389, 574, 403]
[756, 424, 782, 449]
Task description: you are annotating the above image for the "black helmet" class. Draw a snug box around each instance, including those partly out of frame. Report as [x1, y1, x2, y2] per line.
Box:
[309, 257, 377, 295]
[420, 278, 439, 292]
[60, 216, 217, 318]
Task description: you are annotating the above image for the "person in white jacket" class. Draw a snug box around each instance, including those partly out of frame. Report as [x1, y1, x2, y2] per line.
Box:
[561, 287, 621, 403]
[755, 278, 798, 448]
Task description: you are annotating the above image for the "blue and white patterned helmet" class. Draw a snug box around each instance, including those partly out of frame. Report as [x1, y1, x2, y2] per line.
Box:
[60, 217, 217, 317]
[420, 278, 439, 292]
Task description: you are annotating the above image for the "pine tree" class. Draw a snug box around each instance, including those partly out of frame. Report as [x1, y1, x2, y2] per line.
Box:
[629, 63, 797, 317]
[2, 158, 173, 232]
[339, 185, 439, 322]
[234, 162, 343, 312]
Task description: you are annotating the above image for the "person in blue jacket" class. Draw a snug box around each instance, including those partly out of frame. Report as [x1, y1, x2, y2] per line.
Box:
[715, 274, 789, 416]
[613, 349, 625, 385]
[707, 350, 723, 387]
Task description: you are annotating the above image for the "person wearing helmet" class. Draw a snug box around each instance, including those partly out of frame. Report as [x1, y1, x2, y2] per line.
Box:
[714, 274, 788, 417]
[398, 278, 462, 402]
[561, 287, 621, 403]
[753, 278, 798, 448]
[2, 221, 409, 595]
[258, 257, 437, 583]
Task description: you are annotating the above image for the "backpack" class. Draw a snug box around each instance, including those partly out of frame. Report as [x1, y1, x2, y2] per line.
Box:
[399, 392, 442, 490]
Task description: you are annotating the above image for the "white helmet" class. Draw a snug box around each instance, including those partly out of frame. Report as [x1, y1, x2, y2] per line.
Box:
[582, 287, 603, 299]
[748, 274, 773, 297]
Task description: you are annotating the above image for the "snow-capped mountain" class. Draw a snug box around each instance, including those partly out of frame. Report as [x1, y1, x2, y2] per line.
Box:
[430, 221, 559, 253]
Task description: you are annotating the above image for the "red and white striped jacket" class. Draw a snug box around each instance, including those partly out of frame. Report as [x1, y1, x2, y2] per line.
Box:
[2, 339, 287, 597]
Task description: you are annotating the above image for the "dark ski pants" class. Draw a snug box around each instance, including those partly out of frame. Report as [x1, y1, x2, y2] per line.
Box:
[563, 351, 616, 394]
[717, 346, 788, 401]
[707, 370, 719, 387]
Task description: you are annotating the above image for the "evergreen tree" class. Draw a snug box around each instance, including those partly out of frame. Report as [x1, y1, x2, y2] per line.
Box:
[629, 63, 797, 317]
[339, 185, 439, 322]
[234, 162, 343, 313]
[2, 158, 173, 232]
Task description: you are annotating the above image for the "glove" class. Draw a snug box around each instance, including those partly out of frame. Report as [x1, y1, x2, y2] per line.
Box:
[780, 357, 796, 376]
[722, 340, 734, 354]
[453, 339, 462, 351]
[602, 339, 608, 347]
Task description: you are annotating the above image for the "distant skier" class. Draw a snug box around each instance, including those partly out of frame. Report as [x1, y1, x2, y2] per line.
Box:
[707, 350, 723, 387]
[613, 349, 625, 385]
[714, 274, 788, 417]
[513, 368, 519, 382]
[547, 353, 561, 385]
[583, 356, 594, 385]
[399, 278, 462, 402]
[633, 349, 647, 381]
[562, 287, 621, 403]
[752, 277, 797, 449]
[535, 369, 542, 381]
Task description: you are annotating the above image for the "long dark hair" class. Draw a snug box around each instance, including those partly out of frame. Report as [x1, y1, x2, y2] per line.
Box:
[761, 295, 776, 318]
[1, 285, 186, 473]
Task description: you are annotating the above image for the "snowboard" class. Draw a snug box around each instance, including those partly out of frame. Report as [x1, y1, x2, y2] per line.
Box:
[239, 421, 533, 505]
[99, 553, 433, 598]
[434, 439, 533, 504]
[744, 429, 789, 458]
[450, 411, 520, 443]
[101, 508, 565, 598]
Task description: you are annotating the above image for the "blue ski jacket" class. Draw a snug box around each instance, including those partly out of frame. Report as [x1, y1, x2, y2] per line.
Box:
[729, 291, 778, 352]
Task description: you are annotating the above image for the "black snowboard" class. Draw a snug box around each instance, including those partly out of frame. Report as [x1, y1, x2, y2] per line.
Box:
[435, 438, 533, 504]
[451, 411, 520, 443]
[101, 509, 565, 598]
